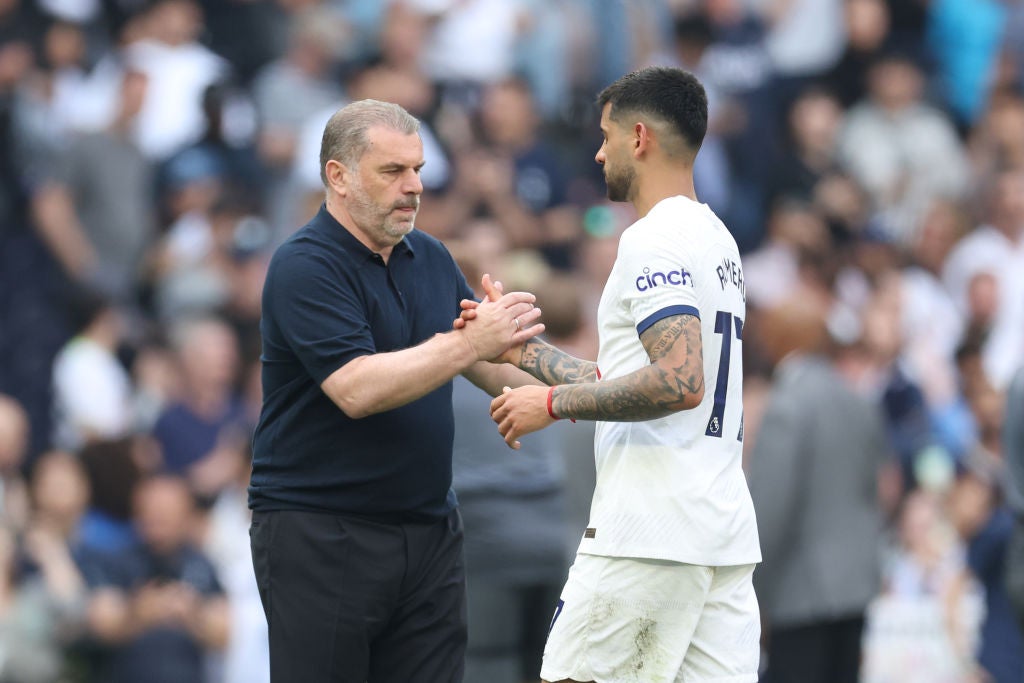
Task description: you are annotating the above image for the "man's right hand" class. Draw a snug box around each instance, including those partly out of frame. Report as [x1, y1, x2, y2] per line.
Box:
[455, 274, 538, 364]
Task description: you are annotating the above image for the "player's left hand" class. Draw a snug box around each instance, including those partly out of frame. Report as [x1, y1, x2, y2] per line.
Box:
[490, 385, 556, 449]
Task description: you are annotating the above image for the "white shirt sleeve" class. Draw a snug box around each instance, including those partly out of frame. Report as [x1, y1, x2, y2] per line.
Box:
[617, 226, 702, 336]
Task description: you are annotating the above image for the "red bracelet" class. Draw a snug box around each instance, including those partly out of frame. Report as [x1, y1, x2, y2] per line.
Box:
[547, 386, 575, 422]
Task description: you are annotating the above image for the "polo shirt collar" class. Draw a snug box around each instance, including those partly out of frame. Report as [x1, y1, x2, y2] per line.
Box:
[311, 203, 416, 261]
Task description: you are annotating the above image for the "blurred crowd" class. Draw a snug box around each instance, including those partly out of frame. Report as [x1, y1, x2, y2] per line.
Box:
[0, 0, 1022, 681]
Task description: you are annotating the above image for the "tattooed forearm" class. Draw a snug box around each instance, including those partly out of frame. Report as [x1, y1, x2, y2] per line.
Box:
[550, 314, 705, 421]
[518, 338, 599, 385]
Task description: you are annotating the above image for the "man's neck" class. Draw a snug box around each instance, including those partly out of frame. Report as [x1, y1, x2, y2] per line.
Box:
[325, 197, 396, 261]
[632, 165, 697, 218]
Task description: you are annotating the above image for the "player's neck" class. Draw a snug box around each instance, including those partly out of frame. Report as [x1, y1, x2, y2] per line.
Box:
[632, 166, 697, 218]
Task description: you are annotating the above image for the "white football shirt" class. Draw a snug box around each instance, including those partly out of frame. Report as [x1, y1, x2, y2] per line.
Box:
[578, 195, 761, 566]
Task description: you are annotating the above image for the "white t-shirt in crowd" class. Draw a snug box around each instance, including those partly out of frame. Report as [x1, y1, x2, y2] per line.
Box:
[52, 336, 133, 450]
[579, 196, 761, 567]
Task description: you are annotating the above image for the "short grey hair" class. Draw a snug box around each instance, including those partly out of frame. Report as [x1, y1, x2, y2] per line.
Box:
[319, 99, 420, 186]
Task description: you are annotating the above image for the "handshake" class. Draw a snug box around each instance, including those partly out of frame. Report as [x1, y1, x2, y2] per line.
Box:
[452, 273, 544, 364]
[454, 274, 559, 449]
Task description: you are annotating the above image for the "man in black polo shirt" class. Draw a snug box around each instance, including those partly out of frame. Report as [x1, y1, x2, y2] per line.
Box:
[248, 99, 545, 683]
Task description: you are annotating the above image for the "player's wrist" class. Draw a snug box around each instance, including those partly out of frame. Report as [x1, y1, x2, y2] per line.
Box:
[546, 386, 575, 423]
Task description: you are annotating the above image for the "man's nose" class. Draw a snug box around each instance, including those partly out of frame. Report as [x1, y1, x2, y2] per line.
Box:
[403, 169, 423, 194]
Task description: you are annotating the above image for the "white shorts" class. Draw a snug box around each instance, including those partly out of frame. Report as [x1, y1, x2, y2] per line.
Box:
[540, 554, 760, 683]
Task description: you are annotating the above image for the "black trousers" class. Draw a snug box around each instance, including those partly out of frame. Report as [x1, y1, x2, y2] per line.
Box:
[250, 508, 467, 683]
[763, 615, 865, 683]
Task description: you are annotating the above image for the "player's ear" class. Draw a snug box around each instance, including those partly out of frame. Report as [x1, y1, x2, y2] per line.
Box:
[634, 121, 651, 157]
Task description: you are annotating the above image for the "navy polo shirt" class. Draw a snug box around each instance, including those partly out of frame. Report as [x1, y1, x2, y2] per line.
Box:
[249, 205, 475, 520]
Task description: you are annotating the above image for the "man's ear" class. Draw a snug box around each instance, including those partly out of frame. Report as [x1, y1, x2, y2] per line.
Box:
[633, 121, 651, 157]
[325, 159, 350, 197]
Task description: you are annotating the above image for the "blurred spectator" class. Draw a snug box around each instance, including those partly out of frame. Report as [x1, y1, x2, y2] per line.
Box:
[123, 0, 229, 160]
[659, 12, 735, 225]
[251, 6, 348, 166]
[28, 451, 88, 551]
[576, 0, 671, 95]
[826, 0, 893, 108]
[765, 87, 845, 212]
[511, 0, 579, 119]
[207, 198, 272, 366]
[439, 76, 580, 267]
[685, 0, 778, 248]
[942, 167, 1024, 389]
[838, 51, 970, 241]
[153, 184, 270, 326]
[855, 272, 944, 485]
[130, 339, 182, 434]
[0, 395, 30, 530]
[159, 78, 265, 202]
[149, 148, 228, 319]
[968, 87, 1024, 179]
[413, 0, 530, 99]
[78, 436, 150, 556]
[1005, 365, 1024, 629]
[901, 200, 968, 369]
[251, 5, 348, 234]
[198, 0, 289, 85]
[86, 474, 229, 683]
[16, 18, 120, 144]
[748, 300, 888, 683]
[0, 520, 85, 683]
[926, 0, 1007, 129]
[948, 453, 1024, 682]
[759, 0, 845, 81]
[151, 316, 248, 503]
[29, 68, 155, 303]
[26, 450, 92, 590]
[23, 450, 92, 672]
[900, 201, 973, 458]
[744, 198, 832, 310]
[861, 488, 984, 682]
[51, 287, 134, 451]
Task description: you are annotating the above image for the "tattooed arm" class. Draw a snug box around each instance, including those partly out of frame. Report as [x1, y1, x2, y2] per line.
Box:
[455, 274, 596, 385]
[510, 338, 599, 385]
[550, 314, 704, 421]
[490, 314, 705, 448]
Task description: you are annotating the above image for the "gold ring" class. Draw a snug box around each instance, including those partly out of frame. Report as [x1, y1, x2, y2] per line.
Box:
[514, 318, 521, 331]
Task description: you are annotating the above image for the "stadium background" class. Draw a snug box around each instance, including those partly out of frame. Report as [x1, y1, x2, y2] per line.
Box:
[0, 0, 1022, 680]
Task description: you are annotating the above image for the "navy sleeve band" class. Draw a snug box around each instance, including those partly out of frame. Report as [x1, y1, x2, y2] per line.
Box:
[636, 305, 701, 336]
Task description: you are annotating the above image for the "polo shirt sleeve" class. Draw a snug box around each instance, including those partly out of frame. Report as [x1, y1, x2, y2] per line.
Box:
[265, 247, 376, 384]
[618, 228, 701, 337]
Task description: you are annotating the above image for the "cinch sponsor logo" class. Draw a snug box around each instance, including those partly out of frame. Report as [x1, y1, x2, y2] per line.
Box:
[635, 266, 694, 291]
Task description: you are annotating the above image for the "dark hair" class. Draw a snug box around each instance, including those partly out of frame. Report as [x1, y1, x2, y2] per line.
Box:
[80, 437, 142, 521]
[597, 66, 708, 154]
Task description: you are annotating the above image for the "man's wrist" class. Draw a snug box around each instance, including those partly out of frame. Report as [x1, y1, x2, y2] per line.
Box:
[449, 329, 482, 366]
[546, 386, 575, 423]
